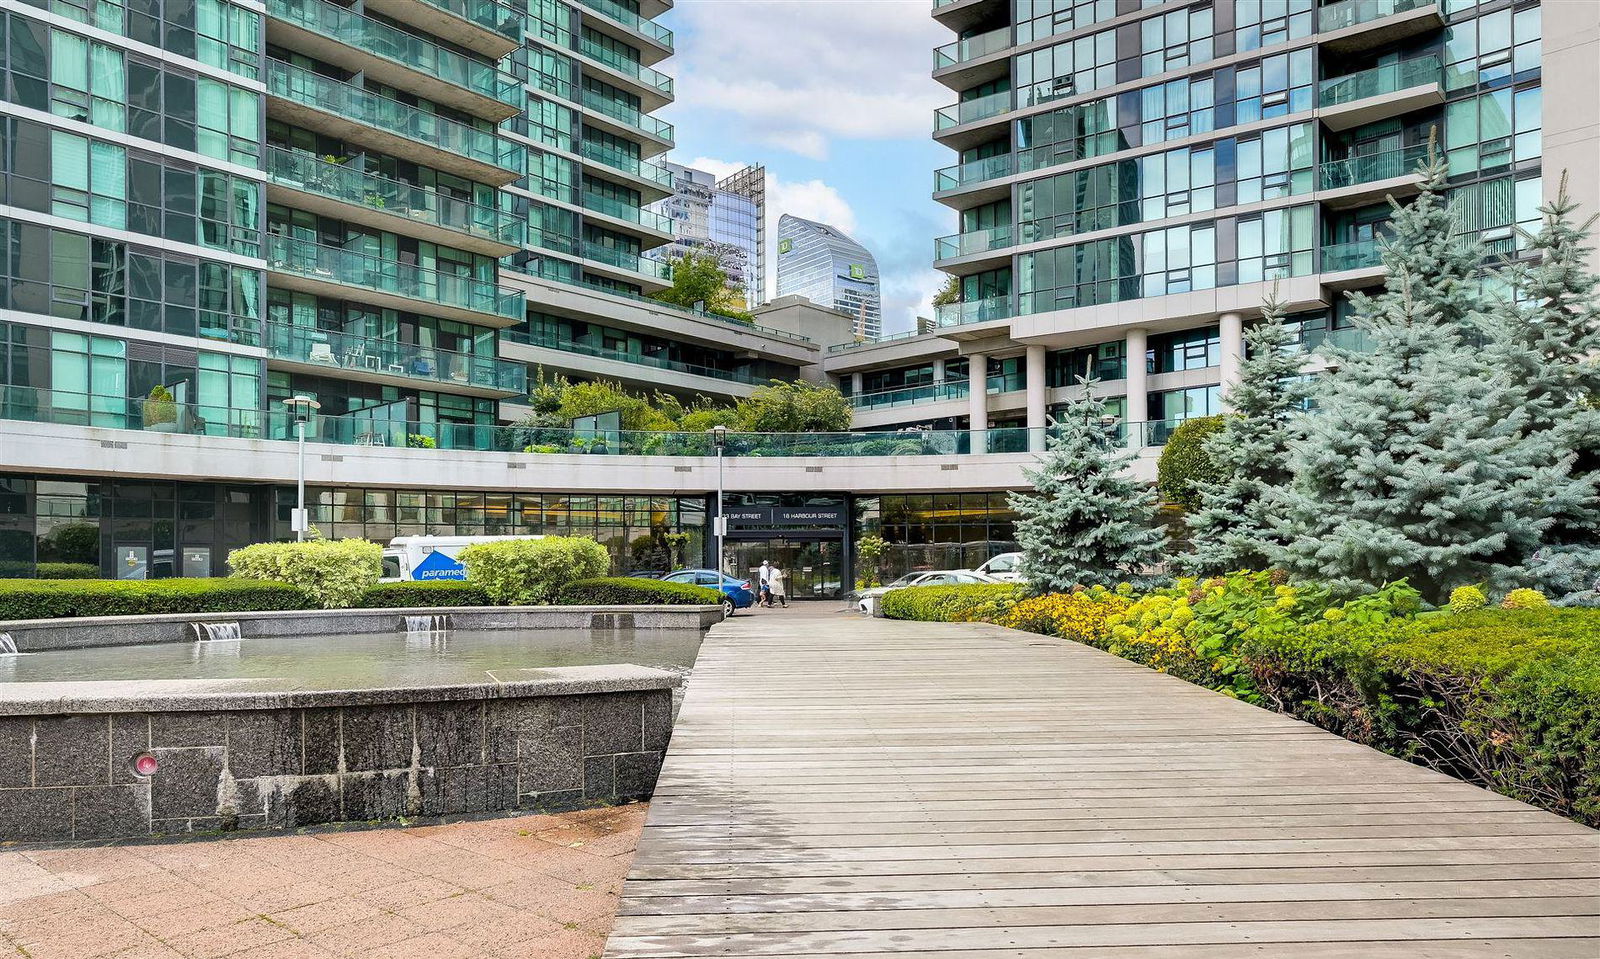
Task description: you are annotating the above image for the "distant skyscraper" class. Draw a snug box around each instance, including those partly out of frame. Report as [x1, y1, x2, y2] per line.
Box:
[648, 163, 765, 308]
[775, 215, 882, 338]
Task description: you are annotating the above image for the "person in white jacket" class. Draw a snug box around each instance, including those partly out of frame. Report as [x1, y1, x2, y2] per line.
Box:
[768, 565, 788, 608]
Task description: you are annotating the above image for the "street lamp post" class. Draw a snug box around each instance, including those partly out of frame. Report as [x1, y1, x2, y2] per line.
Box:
[281, 396, 321, 541]
[710, 425, 728, 576]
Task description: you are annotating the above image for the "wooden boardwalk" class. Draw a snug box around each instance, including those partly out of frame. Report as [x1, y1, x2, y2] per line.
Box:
[606, 607, 1600, 957]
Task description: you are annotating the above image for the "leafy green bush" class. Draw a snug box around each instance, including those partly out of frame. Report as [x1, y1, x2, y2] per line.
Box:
[227, 539, 382, 609]
[1502, 588, 1549, 609]
[554, 577, 721, 606]
[0, 578, 307, 620]
[1242, 607, 1600, 824]
[1448, 585, 1488, 613]
[1156, 415, 1226, 510]
[357, 581, 491, 608]
[34, 562, 100, 579]
[881, 583, 1022, 622]
[460, 536, 610, 605]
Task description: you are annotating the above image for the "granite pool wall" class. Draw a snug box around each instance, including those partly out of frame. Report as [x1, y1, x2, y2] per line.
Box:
[0, 665, 677, 842]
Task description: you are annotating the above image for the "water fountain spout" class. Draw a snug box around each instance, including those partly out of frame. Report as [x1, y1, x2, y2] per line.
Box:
[0, 633, 16, 655]
[192, 622, 242, 642]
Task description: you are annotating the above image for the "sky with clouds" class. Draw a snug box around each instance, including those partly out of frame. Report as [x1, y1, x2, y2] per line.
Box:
[659, 0, 953, 336]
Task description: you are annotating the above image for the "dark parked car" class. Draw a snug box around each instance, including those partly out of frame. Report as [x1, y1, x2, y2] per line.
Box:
[660, 569, 756, 616]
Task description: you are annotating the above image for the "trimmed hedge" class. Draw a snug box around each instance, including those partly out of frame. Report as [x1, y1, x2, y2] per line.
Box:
[35, 562, 100, 579]
[1241, 607, 1600, 824]
[228, 539, 382, 609]
[0, 578, 308, 620]
[1156, 414, 1226, 510]
[554, 577, 722, 606]
[357, 581, 492, 608]
[460, 536, 610, 605]
[880, 583, 1021, 622]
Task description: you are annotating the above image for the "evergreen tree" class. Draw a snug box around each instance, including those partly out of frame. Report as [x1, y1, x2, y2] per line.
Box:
[1185, 295, 1304, 574]
[1274, 271, 1588, 600]
[1010, 383, 1167, 591]
[1488, 171, 1600, 541]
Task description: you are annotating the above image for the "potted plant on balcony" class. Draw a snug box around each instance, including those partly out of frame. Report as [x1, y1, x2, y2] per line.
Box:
[142, 385, 180, 432]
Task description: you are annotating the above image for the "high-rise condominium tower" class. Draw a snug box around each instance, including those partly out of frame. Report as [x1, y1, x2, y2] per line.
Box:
[775, 214, 882, 338]
[647, 163, 766, 308]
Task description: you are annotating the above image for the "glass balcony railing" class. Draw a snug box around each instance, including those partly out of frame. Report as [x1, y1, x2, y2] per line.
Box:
[933, 25, 1011, 69]
[575, 0, 673, 49]
[935, 90, 1010, 131]
[1320, 238, 1384, 272]
[580, 191, 674, 233]
[557, 277, 812, 343]
[579, 140, 675, 188]
[265, 234, 524, 320]
[265, 323, 527, 393]
[935, 153, 1012, 192]
[1301, 325, 1375, 355]
[580, 88, 675, 142]
[411, 0, 521, 42]
[935, 225, 1014, 260]
[582, 241, 672, 280]
[935, 294, 1012, 326]
[827, 329, 930, 352]
[850, 381, 970, 410]
[504, 329, 757, 384]
[265, 0, 520, 108]
[577, 36, 673, 96]
[265, 60, 524, 174]
[1318, 143, 1431, 190]
[1318, 55, 1441, 108]
[266, 148, 524, 247]
[1318, 0, 1429, 32]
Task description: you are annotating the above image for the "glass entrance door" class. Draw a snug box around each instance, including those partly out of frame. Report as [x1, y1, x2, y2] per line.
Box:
[725, 538, 845, 599]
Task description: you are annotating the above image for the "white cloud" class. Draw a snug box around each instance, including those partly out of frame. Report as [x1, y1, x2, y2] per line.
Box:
[671, 0, 945, 160]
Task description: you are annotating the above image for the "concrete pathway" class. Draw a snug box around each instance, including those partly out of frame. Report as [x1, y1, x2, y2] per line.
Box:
[606, 608, 1600, 957]
[1, 803, 646, 959]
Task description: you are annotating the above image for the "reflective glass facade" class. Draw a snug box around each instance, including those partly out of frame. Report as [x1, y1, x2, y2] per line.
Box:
[775, 214, 883, 338]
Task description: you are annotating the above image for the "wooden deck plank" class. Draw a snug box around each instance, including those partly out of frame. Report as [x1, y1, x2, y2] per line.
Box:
[605, 609, 1600, 958]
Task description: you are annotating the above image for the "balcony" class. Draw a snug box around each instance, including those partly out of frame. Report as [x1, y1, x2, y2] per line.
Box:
[1317, 143, 1429, 208]
[934, 225, 1014, 264]
[362, 0, 521, 59]
[265, 148, 523, 256]
[580, 88, 675, 151]
[849, 381, 970, 411]
[577, 36, 673, 108]
[265, 59, 525, 185]
[931, 0, 1006, 34]
[934, 153, 1012, 197]
[265, 323, 527, 397]
[264, 0, 520, 121]
[935, 294, 1012, 327]
[1318, 0, 1443, 55]
[580, 191, 674, 237]
[579, 140, 675, 199]
[1320, 238, 1384, 275]
[264, 234, 525, 327]
[1317, 55, 1442, 132]
[576, 0, 673, 60]
[1301, 324, 1374, 356]
[582, 240, 673, 285]
[503, 329, 758, 386]
[934, 89, 1009, 133]
[933, 24, 1011, 90]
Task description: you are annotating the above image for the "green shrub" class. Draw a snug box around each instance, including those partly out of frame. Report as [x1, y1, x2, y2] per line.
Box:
[460, 536, 610, 605]
[33, 562, 100, 579]
[881, 583, 1022, 622]
[1156, 415, 1226, 510]
[357, 581, 491, 608]
[0, 578, 307, 620]
[1502, 587, 1549, 609]
[1242, 607, 1600, 824]
[1448, 584, 1488, 613]
[227, 539, 382, 609]
[554, 577, 721, 606]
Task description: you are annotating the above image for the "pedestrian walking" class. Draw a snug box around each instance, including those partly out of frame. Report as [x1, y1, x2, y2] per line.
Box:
[769, 565, 788, 608]
[758, 559, 772, 607]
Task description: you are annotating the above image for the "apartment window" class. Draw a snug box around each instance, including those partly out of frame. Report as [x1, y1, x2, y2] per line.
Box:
[1235, 204, 1315, 284]
[50, 131, 125, 228]
[1234, 48, 1313, 124]
[49, 331, 127, 425]
[1149, 327, 1220, 373]
[1016, 25, 1117, 107]
[1443, 5, 1540, 93]
[522, 95, 577, 152]
[1015, 94, 1125, 172]
[50, 28, 125, 130]
[1444, 84, 1539, 175]
[1450, 174, 1542, 255]
[1233, 0, 1313, 54]
[1016, 0, 1116, 45]
[1139, 74, 1217, 146]
[1150, 383, 1222, 425]
[1140, 5, 1214, 78]
[1047, 341, 1126, 386]
[1233, 122, 1314, 204]
[1141, 222, 1217, 297]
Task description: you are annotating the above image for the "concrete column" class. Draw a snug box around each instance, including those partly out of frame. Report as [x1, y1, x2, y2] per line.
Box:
[932, 357, 945, 383]
[850, 372, 863, 395]
[1025, 345, 1047, 452]
[1219, 312, 1245, 411]
[1124, 328, 1149, 449]
[967, 351, 987, 454]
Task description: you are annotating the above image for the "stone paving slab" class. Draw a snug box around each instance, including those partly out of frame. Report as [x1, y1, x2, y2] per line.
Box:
[605, 607, 1600, 957]
[0, 802, 649, 958]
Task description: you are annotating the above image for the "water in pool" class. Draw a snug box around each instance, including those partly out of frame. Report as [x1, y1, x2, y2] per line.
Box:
[0, 627, 703, 692]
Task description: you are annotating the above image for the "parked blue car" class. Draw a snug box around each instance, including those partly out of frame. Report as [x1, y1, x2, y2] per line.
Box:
[659, 569, 756, 616]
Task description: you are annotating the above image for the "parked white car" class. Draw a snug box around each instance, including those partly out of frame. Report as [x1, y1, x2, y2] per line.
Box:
[974, 552, 1024, 582]
[856, 570, 1001, 613]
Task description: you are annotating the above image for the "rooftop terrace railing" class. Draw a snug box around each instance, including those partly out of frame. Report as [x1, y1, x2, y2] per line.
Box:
[576, 0, 673, 49]
[503, 328, 759, 384]
[827, 329, 931, 352]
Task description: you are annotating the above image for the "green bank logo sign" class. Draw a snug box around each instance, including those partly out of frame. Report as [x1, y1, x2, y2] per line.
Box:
[778, 238, 793, 254]
[848, 264, 867, 280]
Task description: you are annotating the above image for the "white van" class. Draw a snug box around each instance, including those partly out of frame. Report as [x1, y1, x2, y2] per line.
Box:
[974, 551, 1024, 582]
[381, 535, 543, 582]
